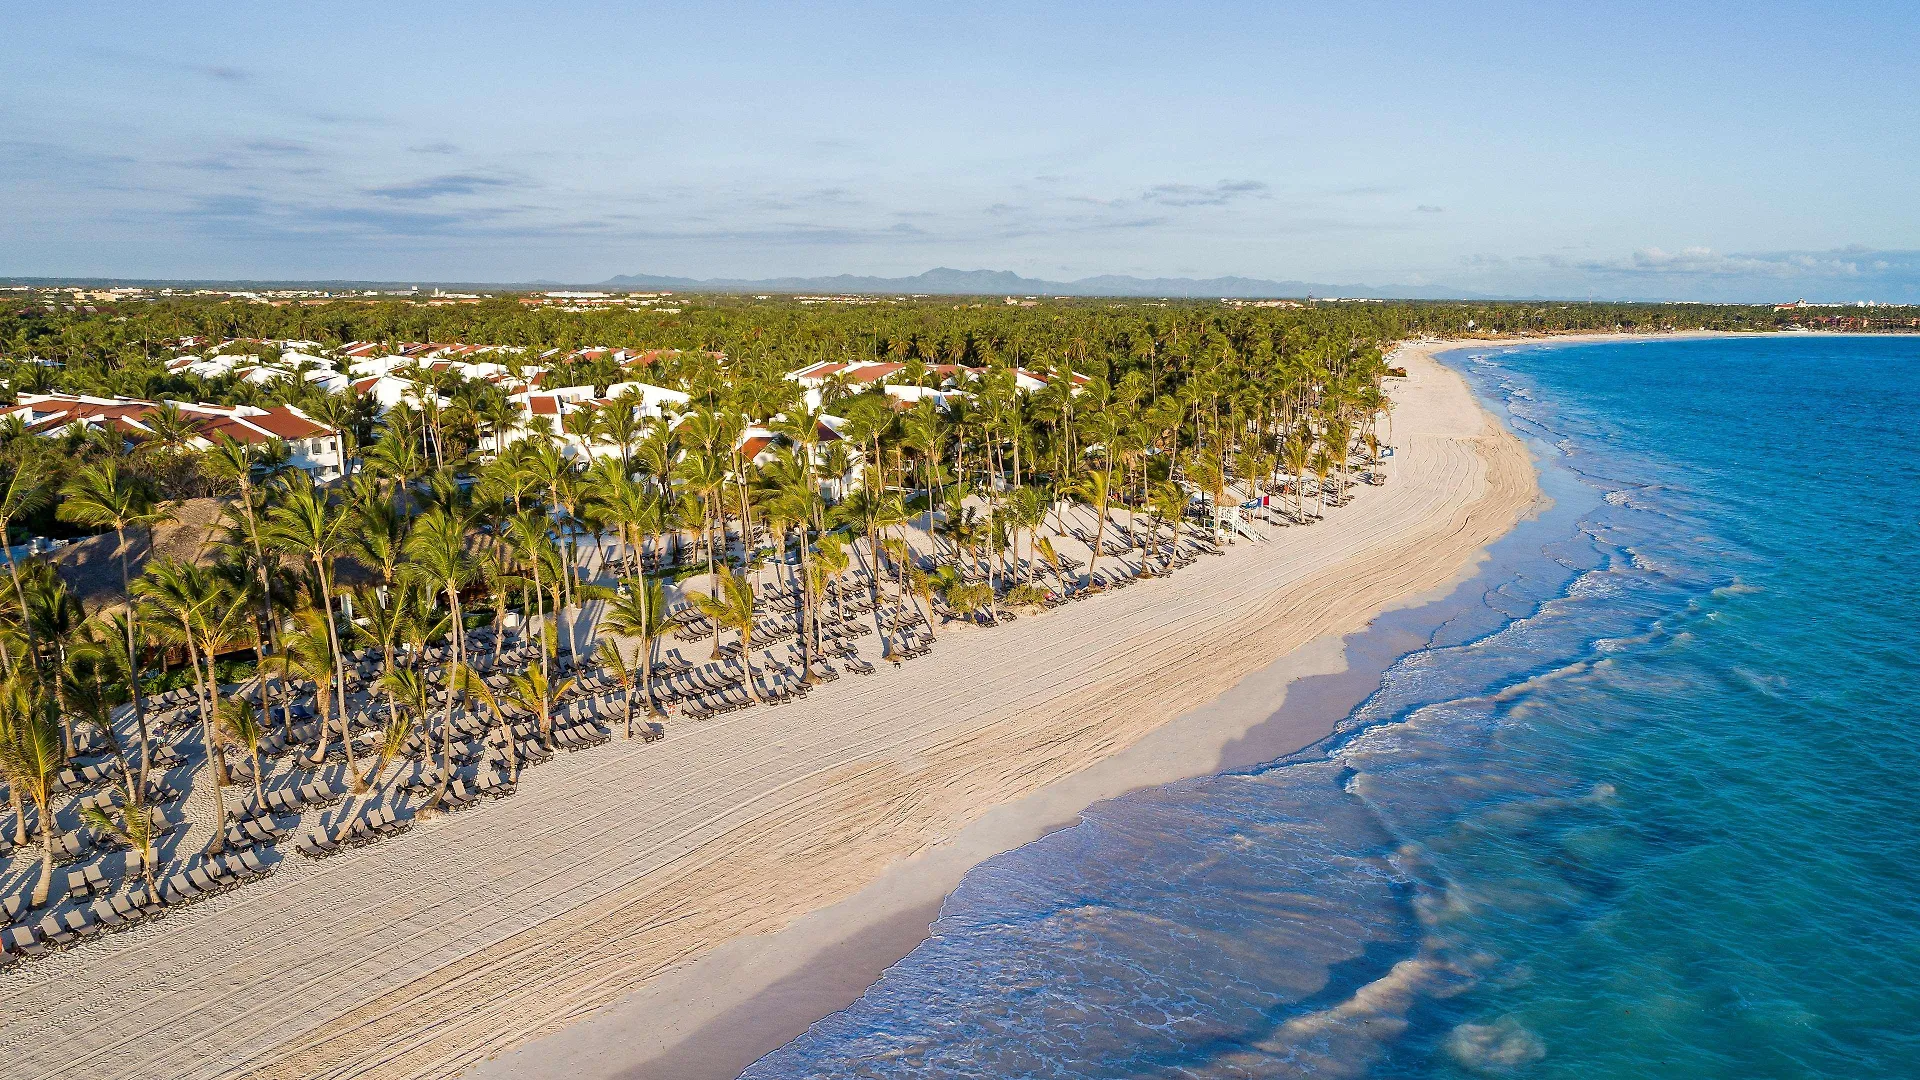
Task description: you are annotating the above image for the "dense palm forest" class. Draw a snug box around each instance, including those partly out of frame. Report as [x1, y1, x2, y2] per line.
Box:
[0, 292, 1829, 538]
[0, 291, 1891, 957]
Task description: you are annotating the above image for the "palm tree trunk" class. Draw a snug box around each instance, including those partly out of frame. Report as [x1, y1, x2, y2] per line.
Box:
[108, 529, 155, 797]
[238, 480, 278, 729]
[312, 558, 358, 781]
[1087, 500, 1107, 590]
[532, 562, 550, 685]
[8, 786, 25, 847]
[740, 632, 764, 704]
[182, 631, 229, 854]
[31, 794, 54, 907]
[422, 588, 465, 814]
[3, 528, 37, 662]
[796, 537, 819, 684]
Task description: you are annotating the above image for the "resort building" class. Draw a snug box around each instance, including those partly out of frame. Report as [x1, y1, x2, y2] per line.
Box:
[3, 393, 345, 479]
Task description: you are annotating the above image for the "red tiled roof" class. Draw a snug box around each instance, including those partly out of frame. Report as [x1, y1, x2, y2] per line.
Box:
[238, 408, 328, 439]
[845, 362, 903, 384]
[7, 394, 331, 447]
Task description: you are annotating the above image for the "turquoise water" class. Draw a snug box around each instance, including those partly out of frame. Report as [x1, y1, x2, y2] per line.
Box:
[743, 336, 1920, 1079]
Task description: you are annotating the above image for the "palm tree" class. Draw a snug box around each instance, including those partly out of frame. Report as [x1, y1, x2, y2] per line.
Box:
[901, 561, 937, 640]
[57, 461, 161, 763]
[676, 447, 731, 649]
[0, 460, 52, 638]
[502, 665, 571, 750]
[507, 510, 558, 684]
[761, 469, 824, 681]
[282, 605, 351, 779]
[1069, 469, 1115, 590]
[459, 665, 518, 780]
[306, 391, 370, 479]
[92, 611, 154, 795]
[600, 575, 670, 729]
[595, 638, 638, 738]
[346, 494, 410, 591]
[63, 629, 132, 783]
[354, 671, 420, 820]
[220, 695, 268, 811]
[942, 580, 995, 626]
[23, 566, 80, 753]
[204, 435, 287, 715]
[1310, 442, 1335, 515]
[263, 471, 352, 743]
[1282, 430, 1313, 523]
[829, 476, 908, 654]
[690, 567, 765, 704]
[1005, 484, 1048, 584]
[80, 791, 162, 898]
[522, 439, 585, 652]
[363, 432, 425, 491]
[135, 556, 247, 848]
[1184, 448, 1228, 540]
[1146, 481, 1187, 572]
[0, 676, 64, 906]
[402, 506, 473, 668]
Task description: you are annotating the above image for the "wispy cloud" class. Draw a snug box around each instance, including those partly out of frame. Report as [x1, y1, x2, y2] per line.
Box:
[1457, 246, 1920, 302]
[367, 173, 525, 200]
[1141, 180, 1268, 207]
[1554, 245, 1911, 280]
[241, 139, 312, 157]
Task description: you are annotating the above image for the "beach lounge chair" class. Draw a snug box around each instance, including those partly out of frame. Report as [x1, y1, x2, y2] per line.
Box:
[38, 915, 73, 948]
[90, 897, 125, 928]
[3, 925, 41, 958]
[295, 829, 338, 858]
[52, 830, 90, 864]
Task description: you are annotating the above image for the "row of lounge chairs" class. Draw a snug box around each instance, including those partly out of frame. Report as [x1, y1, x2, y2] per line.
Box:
[262, 780, 343, 816]
[223, 815, 293, 852]
[296, 806, 412, 857]
[160, 850, 274, 904]
[0, 850, 278, 966]
[52, 759, 123, 793]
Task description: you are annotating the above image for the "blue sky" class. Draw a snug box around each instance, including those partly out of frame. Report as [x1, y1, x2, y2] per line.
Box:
[4, 1, 1918, 301]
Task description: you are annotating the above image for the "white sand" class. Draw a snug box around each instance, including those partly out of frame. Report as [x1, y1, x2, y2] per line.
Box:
[0, 340, 1538, 1080]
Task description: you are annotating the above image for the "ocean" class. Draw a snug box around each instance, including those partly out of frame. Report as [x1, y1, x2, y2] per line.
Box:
[740, 335, 1920, 1079]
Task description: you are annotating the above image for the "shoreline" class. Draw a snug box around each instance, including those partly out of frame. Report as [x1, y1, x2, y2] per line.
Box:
[468, 337, 1545, 1080]
[0, 336, 1539, 1080]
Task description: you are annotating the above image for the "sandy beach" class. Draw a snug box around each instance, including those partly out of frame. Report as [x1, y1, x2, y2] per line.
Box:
[0, 339, 1539, 1080]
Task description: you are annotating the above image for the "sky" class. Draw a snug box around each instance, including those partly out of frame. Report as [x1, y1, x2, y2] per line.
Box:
[4, 1, 1919, 301]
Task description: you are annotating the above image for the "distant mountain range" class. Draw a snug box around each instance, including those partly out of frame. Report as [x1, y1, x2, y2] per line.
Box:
[596, 267, 1497, 300]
